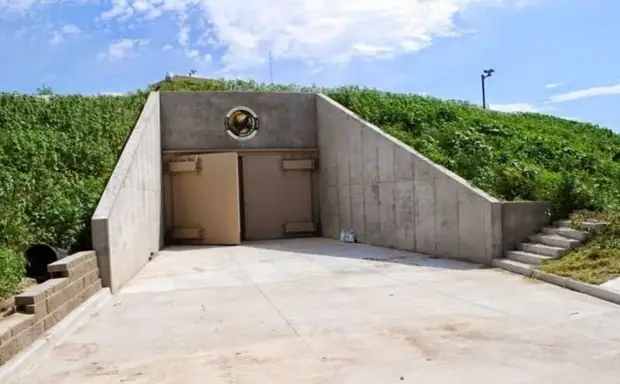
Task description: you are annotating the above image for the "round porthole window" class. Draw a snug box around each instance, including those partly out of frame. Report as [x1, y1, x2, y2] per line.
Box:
[224, 106, 259, 141]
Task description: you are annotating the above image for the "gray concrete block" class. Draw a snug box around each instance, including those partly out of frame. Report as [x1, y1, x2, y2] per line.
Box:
[505, 250, 553, 265]
[492, 258, 534, 277]
[457, 189, 488, 264]
[565, 279, 620, 305]
[554, 220, 608, 232]
[529, 234, 580, 249]
[519, 243, 568, 258]
[542, 227, 590, 241]
[501, 201, 551, 252]
[531, 270, 569, 287]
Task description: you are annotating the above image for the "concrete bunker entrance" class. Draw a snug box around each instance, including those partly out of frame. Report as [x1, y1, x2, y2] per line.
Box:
[163, 149, 319, 245]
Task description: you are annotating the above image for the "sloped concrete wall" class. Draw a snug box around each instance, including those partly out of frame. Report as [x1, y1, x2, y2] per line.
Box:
[160, 92, 317, 151]
[91, 92, 163, 293]
[316, 94, 503, 265]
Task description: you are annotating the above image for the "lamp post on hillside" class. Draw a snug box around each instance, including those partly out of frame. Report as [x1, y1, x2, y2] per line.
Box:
[481, 68, 495, 109]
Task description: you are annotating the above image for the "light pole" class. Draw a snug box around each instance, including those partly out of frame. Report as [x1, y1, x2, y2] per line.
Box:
[481, 68, 495, 109]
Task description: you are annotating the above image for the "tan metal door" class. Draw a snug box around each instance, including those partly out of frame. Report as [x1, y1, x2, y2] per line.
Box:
[242, 154, 315, 241]
[168, 152, 241, 245]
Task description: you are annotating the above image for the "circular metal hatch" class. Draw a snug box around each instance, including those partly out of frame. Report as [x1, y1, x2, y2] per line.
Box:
[224, 106, 259, 141]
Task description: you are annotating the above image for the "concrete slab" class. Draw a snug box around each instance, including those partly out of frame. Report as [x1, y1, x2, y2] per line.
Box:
[12, 239, 620, 384]
[601, 276, 620, 292]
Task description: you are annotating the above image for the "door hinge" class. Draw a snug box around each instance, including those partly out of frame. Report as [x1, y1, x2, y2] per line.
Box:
[281, 159, 315, 171]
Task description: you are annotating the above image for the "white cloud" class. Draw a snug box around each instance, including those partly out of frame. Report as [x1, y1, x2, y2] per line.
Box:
[162, 44, 174, 50]
[490, 103, 541, 113]
[49, 23, 81, 45]
[61, 24, 80, 34]
[97, 38, 150, 61]
[545, 82, 562, 89]
[95, 0, 527, 72]
[549, 83, 620, 103]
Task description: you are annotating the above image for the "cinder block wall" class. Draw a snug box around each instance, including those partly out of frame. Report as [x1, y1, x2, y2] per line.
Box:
[1, 251, 102, 364]
[316, 94, 504, 265]
[91, 92, 163, 293]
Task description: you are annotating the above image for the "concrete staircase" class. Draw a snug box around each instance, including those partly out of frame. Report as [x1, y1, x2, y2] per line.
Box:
[493, 219, 607, 274]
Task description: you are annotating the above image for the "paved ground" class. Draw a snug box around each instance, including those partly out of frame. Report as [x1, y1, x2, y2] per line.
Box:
[15, 238, 620, 383]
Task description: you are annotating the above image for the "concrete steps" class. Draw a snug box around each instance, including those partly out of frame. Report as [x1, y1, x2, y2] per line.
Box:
[494, 217, 608, 275]
[505, 250, 554, 266]
[492, 258, 533, 275]
[541, 226, 590, 241]
[553, 220, 608, 232]
[528, 233, 580, 249]
[518, 242, 568, 258]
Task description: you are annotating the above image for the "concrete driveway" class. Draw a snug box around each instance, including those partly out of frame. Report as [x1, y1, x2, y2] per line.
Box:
[14, 238, 620, 383]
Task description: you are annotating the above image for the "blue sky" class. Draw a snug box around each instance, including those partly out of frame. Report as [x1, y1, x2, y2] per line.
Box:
[2, 0, 619, 131]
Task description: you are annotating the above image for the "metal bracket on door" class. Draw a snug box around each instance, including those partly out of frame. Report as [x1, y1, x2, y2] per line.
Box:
[167, 156, 202, 173]
[280, 159, 315, 171]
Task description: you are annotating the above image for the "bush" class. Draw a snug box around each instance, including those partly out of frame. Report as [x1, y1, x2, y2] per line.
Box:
[0, 247, 26, 299]
[0, 92, 147, 297]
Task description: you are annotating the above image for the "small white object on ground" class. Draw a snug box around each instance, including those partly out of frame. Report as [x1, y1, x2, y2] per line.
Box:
[340, 229, 357, 243]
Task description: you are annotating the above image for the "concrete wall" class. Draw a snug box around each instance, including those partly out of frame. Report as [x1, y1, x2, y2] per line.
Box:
[160, 92, 317, 151]
[91, 92, 163, 293]
[502, 201, 551, 251]
[316, 94, 504, 265]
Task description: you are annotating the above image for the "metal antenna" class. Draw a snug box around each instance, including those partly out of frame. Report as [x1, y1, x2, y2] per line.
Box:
[269, 50, 273, 83]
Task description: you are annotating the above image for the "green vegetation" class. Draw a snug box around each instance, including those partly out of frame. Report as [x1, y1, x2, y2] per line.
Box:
[539, 210, 620, 284]
[0, 92, 147, 298]
[1, 76, 619, 298]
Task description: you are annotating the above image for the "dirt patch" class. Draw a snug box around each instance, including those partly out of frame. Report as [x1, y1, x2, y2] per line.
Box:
[384, 320, 505, 360]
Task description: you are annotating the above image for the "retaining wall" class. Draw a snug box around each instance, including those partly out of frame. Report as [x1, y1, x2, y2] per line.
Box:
[502, 201, 552, 251]
[91, 92, 163, 293]
[0, 251, 102, 364]
[316, 94, 504, 265]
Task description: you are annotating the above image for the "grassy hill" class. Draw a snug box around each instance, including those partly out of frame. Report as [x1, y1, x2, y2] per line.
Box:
[0, 77, 619, 298]
[0, 92, 148, 297]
